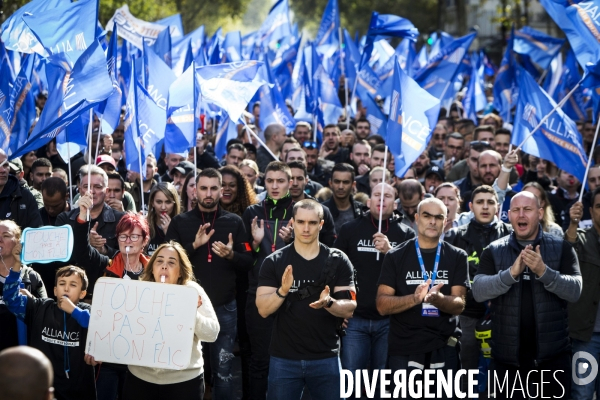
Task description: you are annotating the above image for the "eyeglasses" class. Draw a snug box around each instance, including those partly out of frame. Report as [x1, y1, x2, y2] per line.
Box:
[118, 234, 142, 242]
[302, 141, 318, 150]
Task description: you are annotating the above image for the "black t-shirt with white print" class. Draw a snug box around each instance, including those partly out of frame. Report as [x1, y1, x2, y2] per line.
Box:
[377, 238, 469, 356]
[258, 242, 354, 360]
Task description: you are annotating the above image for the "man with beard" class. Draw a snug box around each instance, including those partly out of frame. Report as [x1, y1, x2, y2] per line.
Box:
[321, 125, 349, 165]
[292, 122, 312, 144]
[411, 151, 431, 183]
[40, 177, 69, 226]
[351, 140, 373, 195]
[323, 163, 363, 233]
[302, 142, 329, 187]
[447, 141, 493, 183]
[166, 168, 253, 399]
[398, 179, 425, 231]
[428, 124, 448, 161]
[432, 133, 465, 175]
[356, 118, 371, 140]
[453, 142, 491, 202]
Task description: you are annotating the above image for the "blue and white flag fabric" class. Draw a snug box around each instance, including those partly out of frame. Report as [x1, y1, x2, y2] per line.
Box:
[0, 50, 16, 152]
[315, 65, 344, 125]
[215, 114, 241, 160]
[512, 67, 588, 181]
[429, 32, 455, 61]
[362, 12, 419, 68]
[414, 31, 476, 103]
[257, 0, 292, 47]
[387, 56, 440, 177]
[1, 0, 68, 53]
[156, 14, 184, 39]
[106, 5, 168, 50]
[23, 0, 97, 61]
[172, 25, 205, 76]
[581, 58, 600, 123]
[10, 40, 113, 159]
[558, 49, 588, 122]
[195, 61, 268, 123]
[315, 0, 340, 47]
[165, 63, 199, 154]
[493, 27, 517, 122]
[223, 32, 243, 63]
[540, 0, 600, 69]
[513, 26, 565, 70]
[362, 92, 387, 137]
[152, 28, 173, 68]
[258, 63, 295, 133]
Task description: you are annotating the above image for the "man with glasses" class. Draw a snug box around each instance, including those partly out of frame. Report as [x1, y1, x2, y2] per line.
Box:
[167, 168, 253, 399]
[377, 198, 469, 399]
[432, 132, 465, 174]
[0, 150, 41, 230]
[56, 165, 125, 263]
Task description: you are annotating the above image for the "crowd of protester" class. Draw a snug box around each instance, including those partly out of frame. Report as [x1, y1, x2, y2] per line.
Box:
[1, 100, 600, 400]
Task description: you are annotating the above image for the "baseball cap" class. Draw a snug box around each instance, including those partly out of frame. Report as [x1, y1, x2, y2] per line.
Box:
[425, 165, 445, 181]
[170, 161, 196, 176]
[8, 158, 23, 173]
[96, 155, 116, 169]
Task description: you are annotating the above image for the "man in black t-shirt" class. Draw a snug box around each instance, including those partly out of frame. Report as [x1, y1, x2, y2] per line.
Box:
[377, 198, 469, 399]
[334, 183, 414, 386]
[257, 199, 356, 400]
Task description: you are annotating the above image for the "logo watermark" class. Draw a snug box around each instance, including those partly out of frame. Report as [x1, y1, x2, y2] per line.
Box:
[573, 351, 598, 386]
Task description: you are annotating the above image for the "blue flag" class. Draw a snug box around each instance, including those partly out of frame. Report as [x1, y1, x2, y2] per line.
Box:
[540, 0, 600, 69]
[356, 63, 383, 103]
[387, 56, 440, 177]
[156, 14, 184, 39]
[1, 0, 68, 53]
[414, 32, 476, 102]
[514, 26, 565, 70]
[23, 0, 97, 62]
[362, 12, 419, 69]
[5, 53, 37, 155]
[257, 0, 292, 47]
[142, 42, 176, 110]
[97, 24, 123, 133]
[259, 63, 295, 133]
[10, 40, 113, 159]
[362, 92, 388, 138]
[512, 67, 588, 181]
[493, 27, 517, 121]
[215, 114, 241, 160]
[196, 61, 268, 123]
[429, 32, 455, 60]
[223, 32, 242, 63]
[172, 25, 205, 76]
[165, 63, 199, 154]
[463, 58, 487, 124]
[0, 50, 16, 152]
[315, 0, 340, 47]
[559, 50, 588, 122]
[152, 28, 173, 68]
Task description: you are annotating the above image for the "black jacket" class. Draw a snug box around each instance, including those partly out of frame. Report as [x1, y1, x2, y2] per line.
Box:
[355, 174, 371, 196]
[55, 203, 125, 263]
[477, 230, 578, 366]
[322, 195, 363, 221]
[242, 194, 295, 293]
[308, 163, 330, 187]
[166, 206, 253, 307]
[445, 219, 512, 319]
[196, 150, 221, 170]
[0, 175, 42, 230]
[256, 146, 277, 173]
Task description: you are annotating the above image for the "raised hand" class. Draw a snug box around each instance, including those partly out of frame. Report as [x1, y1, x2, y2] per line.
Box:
[310, 285, 331, 309]
[193, 223, 215, 250]
[424, 282, 445, 306]
[522, 245, 546, 277]
[569, 201, 584, 226]
[280, 265, 294, 295]
[78, 193, 93, 220]
[278, 219, 293, 243]
[373, 232, 392, 254]
[212, 233, 234, 260]
[89, 222, 107, 252]
[251, 216, 265, 248]
[510, 252, 526, 279]
[159, 212, 172, 234]
[414, 279, 431, 305]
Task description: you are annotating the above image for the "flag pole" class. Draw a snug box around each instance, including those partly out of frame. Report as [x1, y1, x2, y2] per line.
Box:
[376, 145, 388, 261]
[339, 27, 350, 129]
[579, 115, 600, 202]
[515, 82, 581, 151]
[94, 115, 103, 162]
[243, 121, 279, 161]
[312, 114, 317, 142]
[86, 108, 93, 221]
[67, 133, 73, 208]
[138, 138, 145, 215]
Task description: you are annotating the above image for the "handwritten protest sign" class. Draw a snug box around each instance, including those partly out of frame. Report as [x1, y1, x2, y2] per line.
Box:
[21, 225, 74, 264]
[86, 277, 198, 370]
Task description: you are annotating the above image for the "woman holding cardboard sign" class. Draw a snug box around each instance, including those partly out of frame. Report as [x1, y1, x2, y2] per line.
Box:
[74, 194, 152, 400]
[121, 241, 219, 399]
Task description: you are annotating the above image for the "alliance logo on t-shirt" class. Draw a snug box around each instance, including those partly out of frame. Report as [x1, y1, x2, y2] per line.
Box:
[288, 279, 316, 293]
[356, 239, 399, 253]
[405, 270, 450, 285]
[41, 327, 80, 347]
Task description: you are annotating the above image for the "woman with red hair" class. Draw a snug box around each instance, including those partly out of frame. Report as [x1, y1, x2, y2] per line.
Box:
[72, 193, 151, 400]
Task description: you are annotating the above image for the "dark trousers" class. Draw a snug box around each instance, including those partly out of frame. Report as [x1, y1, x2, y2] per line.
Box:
[246, 293, 274, 400]
[122, 371, 204, 400]
[96, 363, 127, 400]
[236, 272, 252, 400]
[489, 351, 571, 400]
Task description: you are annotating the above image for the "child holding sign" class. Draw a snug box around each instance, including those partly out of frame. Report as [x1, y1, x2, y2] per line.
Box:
[3, 243, 96, 400]
[95, 241, 220, 400]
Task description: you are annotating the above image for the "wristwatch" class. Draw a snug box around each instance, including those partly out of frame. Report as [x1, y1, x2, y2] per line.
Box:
[325, 297, 334, 308]
[276, 288, 287, 299]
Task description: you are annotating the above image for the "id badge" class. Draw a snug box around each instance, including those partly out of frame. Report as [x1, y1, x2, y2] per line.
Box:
[422, 302, 440, 317]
